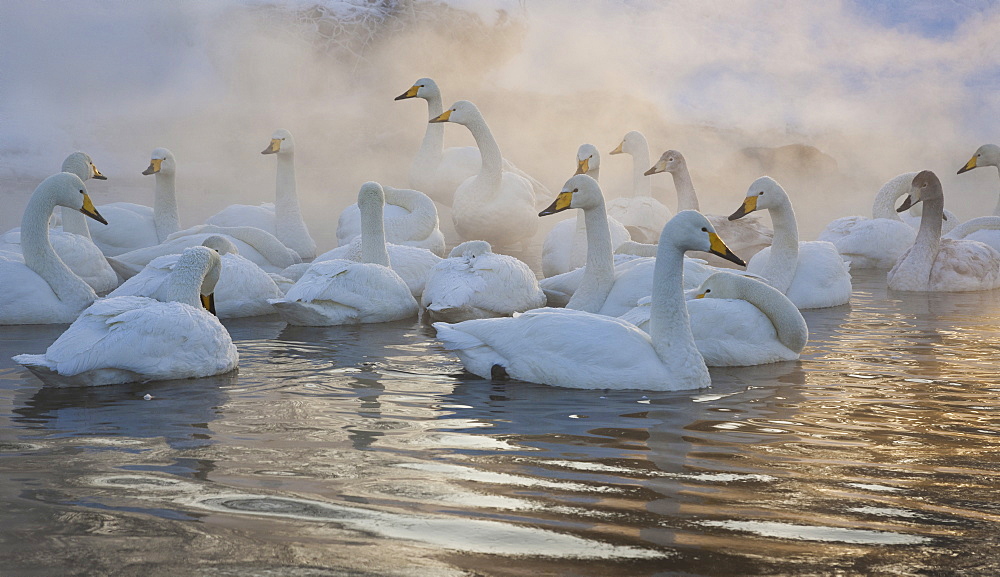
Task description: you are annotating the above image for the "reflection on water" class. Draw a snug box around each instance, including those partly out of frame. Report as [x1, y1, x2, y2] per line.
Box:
[2, 270, 1000, 575]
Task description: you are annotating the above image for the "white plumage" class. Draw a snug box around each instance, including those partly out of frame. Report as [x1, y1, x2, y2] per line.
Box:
[336, 184, 445, 256]
[606, 131, 671, 243]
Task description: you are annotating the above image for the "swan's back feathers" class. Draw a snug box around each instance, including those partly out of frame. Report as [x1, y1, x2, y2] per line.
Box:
[748, 241, 852, 309]
[316, 238, 440, 298]
[926, 239, 1000, 291]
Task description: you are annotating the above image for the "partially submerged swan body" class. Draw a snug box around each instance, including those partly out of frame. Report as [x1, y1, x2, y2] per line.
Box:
[606, 131, 671, 243]
[13, 246, 238, 386]
[337, 184, 446, 256]
[421, 240, 545, 323]
[433, 204, 745, 391]
[888, 171, 1000, 292]
[269, 182, 419, 326]
[206, 129, 317, 260]
[729, 176, 852, 309]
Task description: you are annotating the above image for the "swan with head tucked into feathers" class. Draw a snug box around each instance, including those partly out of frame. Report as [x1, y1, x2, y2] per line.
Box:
[108, 235, 284, 318]
[336, 184, 446, 256]
[0, 173, 108, 325]
[90, 148, 180, 256]
[728, 176, 852, 309]
[433, 208, 745, 390]
[619, 271, 807, 366]
[13, 245, 238, 386]
[0, 152, 118, 293]
[540, 144, 631, 278]
[205, 129, 316, 260]
[421, 240, 545, 323]
[606, 131, 672, 243]
[645, 149, 772, 263]
[268, 182, 419, 326]
[888, 170, 1000, 292]
[428, 100, 539, 248]
[395, 78, 551, 207]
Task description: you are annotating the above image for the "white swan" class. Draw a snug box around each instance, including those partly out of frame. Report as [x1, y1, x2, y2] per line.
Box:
[540, 144, 631, 278]
[606, 131, 672, 243]
[269, 182, 419, 326]
[421, 240, 545, 323]
[957, 143, 1000, 216]
[646, 149, 772, 263]
[729, 176, 852, 309]
[428, 100, 539, 248]
[336, 184, 446, 256]
[433, 209, 744, 390]
[90, 148, 181, 256]
[395, 78, 551, 207]
[313, 229, 441, 299]
[108, 235, 284, 318]
[944, 216, 1000, 253]
[0, 173, 108, 325]
[619, 271, 807, 366]
[205, 129, 317, 260]
[818, 172, 919, 268]
[0, 152, 118, 293]
[13, 246, 238, 386]
[888, 170, 1000, 291]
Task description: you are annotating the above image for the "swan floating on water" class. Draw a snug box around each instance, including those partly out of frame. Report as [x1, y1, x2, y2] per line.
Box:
[606, 131, 671, 244]
[433, 204, 745, 391]
[13, 245, 238, 386]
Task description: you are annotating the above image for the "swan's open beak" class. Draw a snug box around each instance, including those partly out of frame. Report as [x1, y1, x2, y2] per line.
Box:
[728, 196, 758, 221]
[201, 293, 217, 316]
[91, 163, 107, 180]
[539, 191, 574, 216]
[708, 232, 745, 267]
[261, 139, 281, 155]
[395, 85, 419, 101]
[958, 155, 977, 174]
[142, 158, 163, 175]
[609, 141, 625, 155]
[896, 194, 920, 213]
[644, 160, 665, 176]
[79, 193, 108, 225]
[429, 110, 451, 123]
[575, 158, 589, 175]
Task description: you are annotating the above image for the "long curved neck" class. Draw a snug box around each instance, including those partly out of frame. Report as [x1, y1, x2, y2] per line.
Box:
[153, 171, 180, 242]
[21, 195, 97, 307]
[994, 166, 1000, 216]
[916, 196, 944, 250]
[566, 202, 615, 313]
[670, 161, 700, 211]
[629, 147, 651, 198]
[360, 200, 391, 267]
[151, 260, 206, 308]
[416, 94, 445, 167]
[872, 173, 915, 220]
[60, 207, 92, 239]
[737, 284, 808, 352]
[466, 114, 503, 191]
[759, 202, 798, 293]
[273, 150, 313, 257]
[648, 241, 702, 368]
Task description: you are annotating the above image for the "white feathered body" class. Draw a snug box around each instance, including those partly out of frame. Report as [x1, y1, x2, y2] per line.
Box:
[88, 202, 161, 256]
[818, 216, 916, 269]
[888, 237, 1000, 291]
[747, 241, 852, 309]
[336, 186, 446, 256]
[421, 248, 545, 322]
[0, 228, 119, 293]
[315, 238, 441, 299]
[541, 215, 632, 278]
[606, 196, 672, 244]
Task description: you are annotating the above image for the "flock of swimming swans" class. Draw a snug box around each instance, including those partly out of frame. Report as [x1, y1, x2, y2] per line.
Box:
[6, 78, 1000, 391]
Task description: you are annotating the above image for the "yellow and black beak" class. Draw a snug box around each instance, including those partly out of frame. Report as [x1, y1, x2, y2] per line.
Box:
[91, 163, 108, 180]
[575, 158, 590, 175]
[644, 160, 665, 176]
[728, 195, 758, 221]
[539, 190, 574, 216]
[609, 141, 625, 155]
[429, 110, 451, 123]
[201, 293, 217, 316]
[958, 155, 977, 174]
[79, 193, 108, 225]
[708, 232, 745, 267]
[261, 138, 281, 155]
[142, 158, 163, 175]
[394, 85, 420, 101]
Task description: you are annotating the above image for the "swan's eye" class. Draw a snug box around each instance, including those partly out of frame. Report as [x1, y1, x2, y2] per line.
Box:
[572, 188, 579, 193]
[79, 189, 85, 194]
[705, 288, 711, 293]
[758, 191, 764, 196]
[701, 227, 708, 232]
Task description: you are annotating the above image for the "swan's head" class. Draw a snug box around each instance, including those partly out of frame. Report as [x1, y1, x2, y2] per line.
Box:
[664, 210, 745, 267]
[693, 271, 759, 300]
[174, 246, 223, 315]
[539, 174, 604, 216]
[201, 235, 239, 256]
[142, 148, 176, 176]
[395, 77, 440, 101]
[43, 172, 108, 225]
[429, 100, 481, 125]
[262, 129, 294, 155]
[61, 152, 107, 182]
[729, 176, 787, 220]
[448, 240, 492, 259]
[645, 149, 685, 176]
[957, 143, 1000, 174]
[609, 130, 647, 157]
[897, 170, 942, 213]
[358, 181, 386, 208]
[575, 144, 601, 176]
